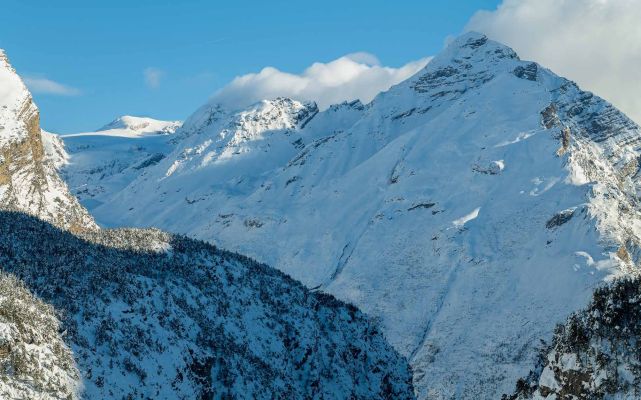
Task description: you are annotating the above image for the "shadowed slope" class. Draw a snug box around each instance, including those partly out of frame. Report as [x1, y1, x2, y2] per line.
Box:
[0, 211, 415, 399]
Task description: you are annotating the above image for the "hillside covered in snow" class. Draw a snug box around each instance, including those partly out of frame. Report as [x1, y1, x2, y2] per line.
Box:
[60, 32, 641, 398]
[0, 49, 415, 399]
[0, 211, 415, 399]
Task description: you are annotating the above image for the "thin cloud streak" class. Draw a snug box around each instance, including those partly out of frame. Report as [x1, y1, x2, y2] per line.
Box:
[23, 77, 81, 96]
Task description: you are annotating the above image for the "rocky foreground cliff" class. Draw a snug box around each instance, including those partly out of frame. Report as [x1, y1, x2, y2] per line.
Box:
[0, 50, 95, 231]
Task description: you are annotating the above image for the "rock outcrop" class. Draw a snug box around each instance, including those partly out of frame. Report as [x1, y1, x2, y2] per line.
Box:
[0, 50, 95, 231]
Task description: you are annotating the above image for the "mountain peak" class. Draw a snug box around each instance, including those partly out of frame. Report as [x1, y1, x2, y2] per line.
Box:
[177, 97, 318, 141]
[429, 31, 518, 70]
[0, 49, 34, 146]
[242, 97, 319, 128]
[451, 31, 488, 47]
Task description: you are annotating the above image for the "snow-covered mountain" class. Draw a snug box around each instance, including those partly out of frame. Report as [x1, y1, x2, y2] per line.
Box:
[64, 32, 641, 398]
[55, 116, 181, 211]
[0, 49, 415, 399]
[94, 115, 181, 137]
[0, 50, 95, 231]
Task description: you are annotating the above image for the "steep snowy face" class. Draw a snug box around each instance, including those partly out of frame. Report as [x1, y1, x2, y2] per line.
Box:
[0, 50, 95, 231]
[57, 100, 330, 221]
[68, 33, 641, 399]
[0, 211, 415, 399]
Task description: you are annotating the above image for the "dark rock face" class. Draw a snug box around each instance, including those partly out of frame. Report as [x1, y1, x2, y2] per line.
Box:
[545, 209, 575, 229]
[514, 63, 538, 81]
[133, 152, 165, 170]
[556, 127, 571, 156]
[463, 35, 488, 49]
[407, 202, 436, 211]
[551, 81, 639, 145]
[541, 104, 561, 129]
[411, 60, 494, 101]
[409, 33, 516, 106]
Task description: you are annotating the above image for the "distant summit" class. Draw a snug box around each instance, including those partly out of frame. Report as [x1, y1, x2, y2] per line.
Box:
[97, 115, 181, 135]
[61, 116, 182, 139]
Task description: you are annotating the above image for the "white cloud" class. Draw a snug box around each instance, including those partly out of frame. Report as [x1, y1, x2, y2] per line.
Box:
[211, 53, 431, 110]
[23, 77, 81, 96]
[467, 0, 641, 124]
[144, 67, 164, 89]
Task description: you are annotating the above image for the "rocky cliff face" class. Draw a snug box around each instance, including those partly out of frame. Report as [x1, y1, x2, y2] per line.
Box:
[66, 33, 641, 398]
[0, 50, 95, 231]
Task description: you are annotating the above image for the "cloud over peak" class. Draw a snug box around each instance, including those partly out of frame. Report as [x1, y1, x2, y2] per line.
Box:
[467, 0, 641, 124]
[211, 53, 431, 111]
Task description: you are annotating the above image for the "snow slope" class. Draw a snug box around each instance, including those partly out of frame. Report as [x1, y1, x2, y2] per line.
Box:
[75, 33, 641, 398]
[0, 50, 95, 231]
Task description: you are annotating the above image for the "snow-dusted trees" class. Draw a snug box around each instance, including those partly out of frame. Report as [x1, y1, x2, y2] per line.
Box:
[507, 277, 641, 399]
[0, 272, 79, 399]
[0, 211, 414, 399]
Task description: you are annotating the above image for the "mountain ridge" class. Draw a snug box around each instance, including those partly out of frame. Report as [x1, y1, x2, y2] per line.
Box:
[0, 210, 415, 399]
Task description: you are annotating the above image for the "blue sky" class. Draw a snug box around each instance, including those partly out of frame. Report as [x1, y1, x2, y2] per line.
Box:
[0, 0, 501, 132]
